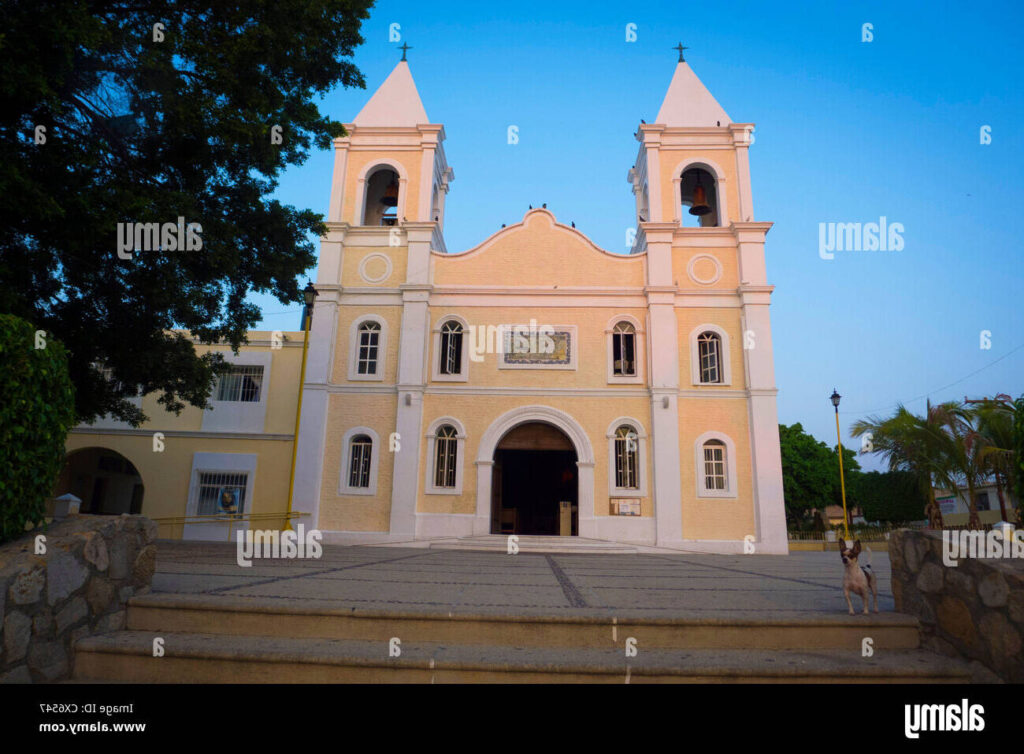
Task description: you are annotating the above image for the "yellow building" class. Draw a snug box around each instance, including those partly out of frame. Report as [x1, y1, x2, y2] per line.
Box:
[61, 55, 788, 553]
[59, 332, 305, 541]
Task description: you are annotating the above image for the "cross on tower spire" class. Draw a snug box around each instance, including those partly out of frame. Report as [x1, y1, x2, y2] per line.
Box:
[673, 42, 688, 62]
[399, 43, 412, 62]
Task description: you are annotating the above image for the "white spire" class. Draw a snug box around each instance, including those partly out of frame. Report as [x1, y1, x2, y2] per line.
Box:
[655, 62, 731, 127]
[353, 61, 429, 127]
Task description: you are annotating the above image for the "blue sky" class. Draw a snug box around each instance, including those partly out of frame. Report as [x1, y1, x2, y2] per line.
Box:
[253, 0, 1024, 466]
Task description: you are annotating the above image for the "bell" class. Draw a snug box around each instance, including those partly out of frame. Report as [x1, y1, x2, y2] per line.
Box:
[688, 178, 711, 216]
[381, 178, 399, 207]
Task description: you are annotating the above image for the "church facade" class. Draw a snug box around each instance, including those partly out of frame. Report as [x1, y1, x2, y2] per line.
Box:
[289, 57, 788, 553]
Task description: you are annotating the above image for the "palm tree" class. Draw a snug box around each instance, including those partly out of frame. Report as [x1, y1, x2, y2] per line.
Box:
[930, 401, 986, 530]
[851, 402, 948, 528]
[974, 397, 1017, 523]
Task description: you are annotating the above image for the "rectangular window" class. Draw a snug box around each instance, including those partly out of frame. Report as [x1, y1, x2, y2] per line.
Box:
[441, 331, 462, 375]
[703, 445, 726, 491]
[215, 365, 264, 402]
[349, 439, 373, 488]
[434, 436, 458, 488]
[357, 328, 380, 375]
[615, 436, 639, 489]
[196, 472, 248, 515]
[699, 337, 720, 384]
[613, 332, 636, 376]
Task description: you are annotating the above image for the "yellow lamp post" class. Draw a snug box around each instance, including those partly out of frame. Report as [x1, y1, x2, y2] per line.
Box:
[284, 281, 318, 531]
[830, 388, 850, 542]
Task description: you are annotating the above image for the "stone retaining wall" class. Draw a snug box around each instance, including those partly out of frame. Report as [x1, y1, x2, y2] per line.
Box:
[891, 528, 1023, 683]
[0, 515, 157, 683]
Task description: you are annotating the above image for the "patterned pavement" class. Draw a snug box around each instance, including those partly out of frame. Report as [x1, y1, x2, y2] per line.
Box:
[150, 541, 895, 618]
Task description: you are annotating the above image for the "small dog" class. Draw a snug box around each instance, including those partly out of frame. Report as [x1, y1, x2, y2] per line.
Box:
[839, 539, 878, 614]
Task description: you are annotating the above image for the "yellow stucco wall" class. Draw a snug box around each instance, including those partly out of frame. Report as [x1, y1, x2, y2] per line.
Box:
[434, 211, 645, 288]
[678, 398, 756, 540]
[318, 392, 398, 532]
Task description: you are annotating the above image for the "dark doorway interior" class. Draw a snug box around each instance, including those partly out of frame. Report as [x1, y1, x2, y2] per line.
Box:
[490, 422, 578, 535]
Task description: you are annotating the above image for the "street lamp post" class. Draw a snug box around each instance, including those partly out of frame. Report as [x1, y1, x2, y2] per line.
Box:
[830, 388, 850, 542]
[285, 282, 318, 531]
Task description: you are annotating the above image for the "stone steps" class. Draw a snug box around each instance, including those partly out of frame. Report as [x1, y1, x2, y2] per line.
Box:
[72, 630, 971, 684]
[429, 535, 638, 554]
[69, 592, 977, 683]
[119, 593, 924, 650]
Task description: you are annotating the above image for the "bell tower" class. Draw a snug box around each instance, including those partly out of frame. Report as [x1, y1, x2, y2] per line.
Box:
[634, 46, 787, 552]
[290, 53, 454, 538]
[325, 57, 454, 245]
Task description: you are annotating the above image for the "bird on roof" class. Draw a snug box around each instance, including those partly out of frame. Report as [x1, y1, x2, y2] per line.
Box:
[571, 221, 575, 228]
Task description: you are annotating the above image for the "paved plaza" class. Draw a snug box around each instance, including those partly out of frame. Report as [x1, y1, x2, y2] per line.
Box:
[151, 541, 895, 618]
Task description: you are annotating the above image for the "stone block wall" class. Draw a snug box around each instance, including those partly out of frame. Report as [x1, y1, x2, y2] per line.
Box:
[0, 515, 157, 683]
[891, 528, 1023, 683]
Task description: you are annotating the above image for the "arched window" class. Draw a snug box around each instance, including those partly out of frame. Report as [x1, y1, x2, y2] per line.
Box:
[439, 321, 463, 375]
[348, 435, 373, 489]
[607, 419, 647, 496]
[702, 440, 727, 492]
[614, 425, 640, 490]
[432, 316, 468, 382]
[361, 167, 401, 226]
[698, 331, 722, 384]
[357, 322, 381, 376]
[612, 322, 636, 377]
[426, 418, 466, 494]
[694, 432, 737, 499]
[680, 167, 720, 227]
[433, 425, 458, 489]
[607, 316, 643, 384]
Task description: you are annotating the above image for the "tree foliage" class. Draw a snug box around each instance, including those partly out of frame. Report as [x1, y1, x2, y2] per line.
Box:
[779, 423, 841, 523]
[852, 470, 925, 523]
[0, 0, 373, 425]
[0, 314, 77, 543]
[852, 397, 1023, 528]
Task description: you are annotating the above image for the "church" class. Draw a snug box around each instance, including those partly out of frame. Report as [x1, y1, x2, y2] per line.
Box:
[60, 53, 788, 553]
[289, 52, 787, 553]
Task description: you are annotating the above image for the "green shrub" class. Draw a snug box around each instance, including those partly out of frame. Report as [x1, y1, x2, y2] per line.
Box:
[0, 314, 76, 542]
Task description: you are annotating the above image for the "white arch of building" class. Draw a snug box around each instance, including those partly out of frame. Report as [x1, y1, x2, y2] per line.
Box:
[472, 405, 596, 537]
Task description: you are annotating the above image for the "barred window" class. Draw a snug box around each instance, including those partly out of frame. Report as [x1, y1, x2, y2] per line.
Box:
[612, 322, 636, 376]
[433, 425, 458, 488]
[357, 322, 381, 375]
[348, 435, 373, 489]
[698, 331, 721, 384]
[439, 321, 463, 375]
[215, 365, 264, 402]
[703, 440, 727, 491]
[196, 472, 248, 515]
[614, 425, 639, 489]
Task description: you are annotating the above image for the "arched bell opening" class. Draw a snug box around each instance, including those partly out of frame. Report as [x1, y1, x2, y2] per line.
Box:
[362, 167, 401, 227]
[680, 167, 720, 227]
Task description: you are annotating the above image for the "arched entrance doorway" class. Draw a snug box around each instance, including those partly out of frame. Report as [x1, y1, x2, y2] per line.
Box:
[54, 447, 144, 515]
[491, 422, 578, 535]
